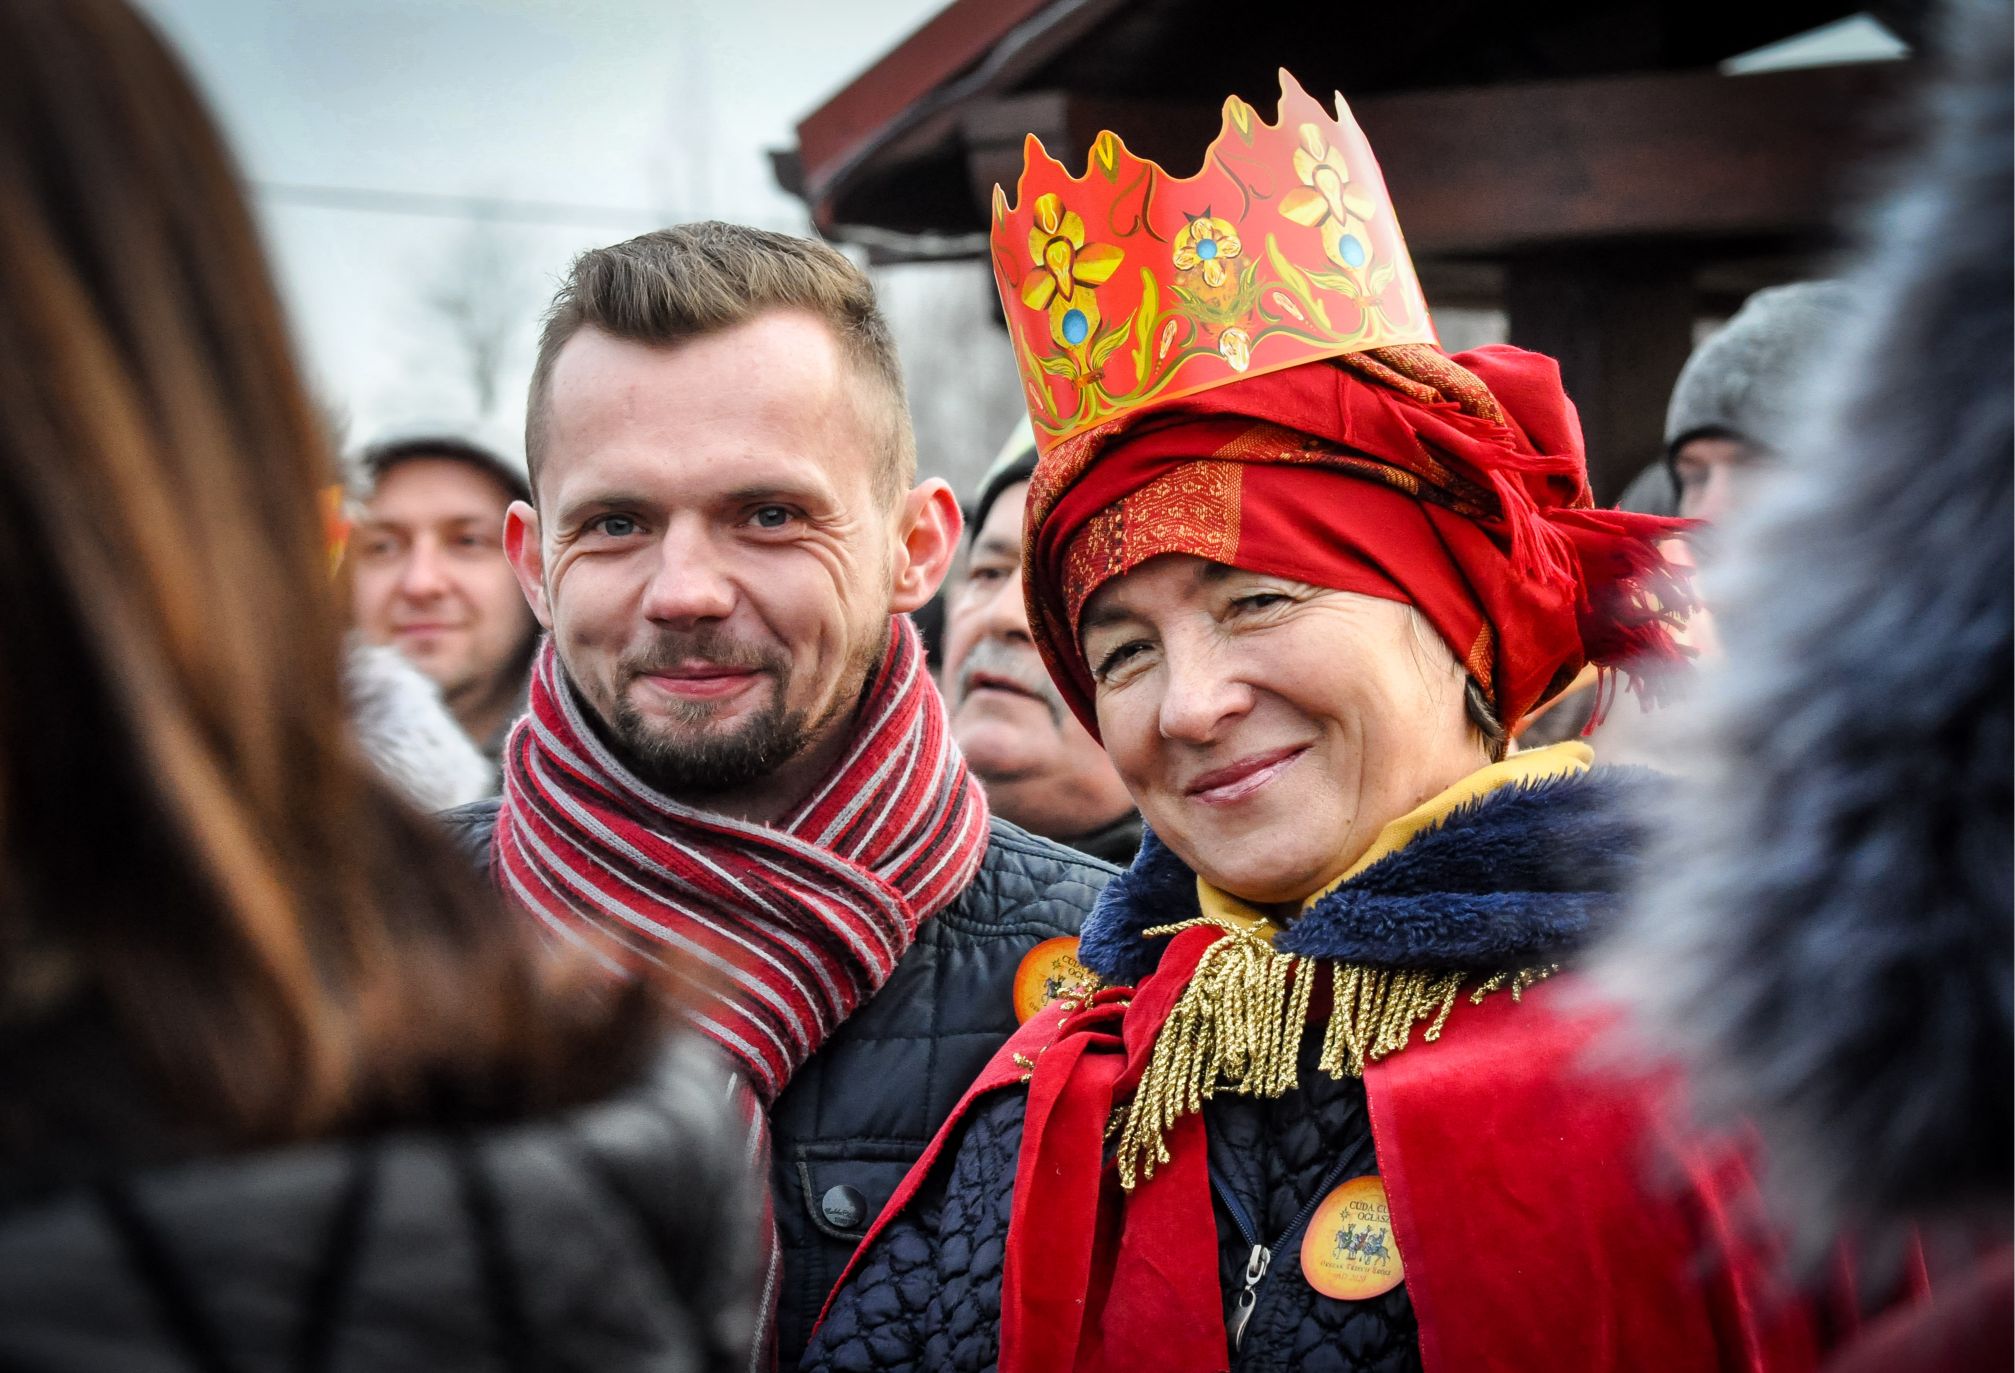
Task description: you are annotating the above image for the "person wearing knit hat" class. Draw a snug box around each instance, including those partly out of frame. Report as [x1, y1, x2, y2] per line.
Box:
[1665, 281, 1854, 522]
[808, 75, 1837, 1373]
[349, 432, 539, 771]
[941, 423, 1140, 865]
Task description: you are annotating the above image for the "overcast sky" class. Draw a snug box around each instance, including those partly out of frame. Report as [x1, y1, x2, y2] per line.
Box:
[135, 0, 950, 456]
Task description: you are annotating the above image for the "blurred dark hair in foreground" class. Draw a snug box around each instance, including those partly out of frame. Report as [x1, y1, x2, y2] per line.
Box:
[1601, 0, 2010, 1264]
[0, 0, 659, 1156]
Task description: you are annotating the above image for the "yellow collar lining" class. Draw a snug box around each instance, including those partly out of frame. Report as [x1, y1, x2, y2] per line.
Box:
[1194, 741, 1594, 924]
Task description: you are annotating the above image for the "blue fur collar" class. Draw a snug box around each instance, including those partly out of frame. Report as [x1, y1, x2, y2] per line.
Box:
[1078, 767, 1655, 985]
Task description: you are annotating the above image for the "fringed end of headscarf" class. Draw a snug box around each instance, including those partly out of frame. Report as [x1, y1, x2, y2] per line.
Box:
[1557, 508, 1701, 710]
[1354, 345, 1674, 652]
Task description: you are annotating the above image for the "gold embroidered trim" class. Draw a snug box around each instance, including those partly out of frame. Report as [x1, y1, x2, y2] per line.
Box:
[1113, 915, 1555, 1190]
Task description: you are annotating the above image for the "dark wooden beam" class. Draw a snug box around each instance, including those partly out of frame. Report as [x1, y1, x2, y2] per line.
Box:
[1359, 63, 1910, 255]
[956, 62, 1910, 255]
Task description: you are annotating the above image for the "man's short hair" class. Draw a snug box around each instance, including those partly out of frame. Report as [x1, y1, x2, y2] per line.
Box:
[359, 435, 530, 505]
[525, 221, 916, 503]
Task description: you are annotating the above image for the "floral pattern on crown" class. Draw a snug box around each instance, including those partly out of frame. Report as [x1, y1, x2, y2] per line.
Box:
[991, 70, 1437, 454]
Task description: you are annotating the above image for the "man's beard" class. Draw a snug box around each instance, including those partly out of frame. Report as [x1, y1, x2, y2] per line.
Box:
[584, 621, 889, 800]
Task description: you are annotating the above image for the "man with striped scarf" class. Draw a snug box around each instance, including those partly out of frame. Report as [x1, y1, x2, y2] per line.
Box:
[442, 221, 1110, 1364]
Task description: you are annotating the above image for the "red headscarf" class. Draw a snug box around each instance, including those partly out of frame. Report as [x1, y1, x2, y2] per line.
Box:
[1023, 343, 1694, 733]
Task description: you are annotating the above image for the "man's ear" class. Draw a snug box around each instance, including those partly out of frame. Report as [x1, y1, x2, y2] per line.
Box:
[888, 478, 963, 614]
[503, 500, 553, 629]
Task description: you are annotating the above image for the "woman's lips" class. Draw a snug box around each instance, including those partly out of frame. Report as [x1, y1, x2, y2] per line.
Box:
[1185, 745, 1308, 806]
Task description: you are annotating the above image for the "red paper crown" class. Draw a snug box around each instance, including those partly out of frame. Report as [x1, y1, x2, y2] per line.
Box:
[991, 71, 1437, 454]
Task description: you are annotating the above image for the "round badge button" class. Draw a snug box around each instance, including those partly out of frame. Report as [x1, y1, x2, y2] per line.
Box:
[820, 1184, 867, 1231]
[1300, 1174, 1405, 1301]
[1012, 936, 1093, 1023]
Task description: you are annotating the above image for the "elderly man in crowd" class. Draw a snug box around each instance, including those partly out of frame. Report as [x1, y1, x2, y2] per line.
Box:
[350, 435, 539, 769]
[941, 426, 1139, 863]
[441, 221, 1107, 1363]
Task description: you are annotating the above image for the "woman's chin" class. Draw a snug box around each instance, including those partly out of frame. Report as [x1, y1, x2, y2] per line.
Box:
[1153, 797, 1346, 908]
[1183, 844, 1338, 909]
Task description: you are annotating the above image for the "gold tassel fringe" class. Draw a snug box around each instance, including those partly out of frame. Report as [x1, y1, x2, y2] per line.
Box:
[1112, 915, 1556, 1190]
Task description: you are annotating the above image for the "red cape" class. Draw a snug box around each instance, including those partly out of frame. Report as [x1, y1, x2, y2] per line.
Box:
[818, 967, 1833, 1372]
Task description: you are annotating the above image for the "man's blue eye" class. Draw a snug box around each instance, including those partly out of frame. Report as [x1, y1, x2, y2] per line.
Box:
[752, 506, 792, 529]
[595, 515, 639, 537]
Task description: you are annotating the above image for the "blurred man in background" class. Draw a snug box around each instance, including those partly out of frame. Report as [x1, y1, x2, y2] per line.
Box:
[350, 434, 538, 768]
[941, 427, 1138, 863]
[1664, 281, 1852, 524]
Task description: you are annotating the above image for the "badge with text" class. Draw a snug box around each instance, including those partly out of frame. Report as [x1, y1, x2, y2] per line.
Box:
[1300, 1174, 1405, 1301]
[1012, 936, 1091, 1023]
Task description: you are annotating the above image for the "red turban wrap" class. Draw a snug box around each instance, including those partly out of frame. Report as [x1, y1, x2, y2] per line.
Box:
[1022, 343, 1694, 734]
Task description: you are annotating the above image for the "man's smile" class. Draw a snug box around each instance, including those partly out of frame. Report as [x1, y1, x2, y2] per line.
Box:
[636, 663, 768, 702]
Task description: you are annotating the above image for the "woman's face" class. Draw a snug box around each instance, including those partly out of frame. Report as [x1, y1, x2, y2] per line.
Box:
[1081, 555, 1487, 907]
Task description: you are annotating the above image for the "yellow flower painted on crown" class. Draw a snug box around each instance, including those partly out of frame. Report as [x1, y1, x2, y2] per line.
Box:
[1172, 214, 1243, 288]
[1021, 193, 1125, 356]
[1280, 123, 1378, 272]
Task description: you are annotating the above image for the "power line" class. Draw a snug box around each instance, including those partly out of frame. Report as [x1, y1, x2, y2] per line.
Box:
[251, 180, 668, 229]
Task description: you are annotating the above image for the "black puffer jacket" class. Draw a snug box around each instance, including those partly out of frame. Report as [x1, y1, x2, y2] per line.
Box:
[0, 1036, 760, 1372]
[442, 804, 1112, 1363]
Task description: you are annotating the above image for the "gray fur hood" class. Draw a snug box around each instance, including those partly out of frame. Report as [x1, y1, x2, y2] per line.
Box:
[1602, 0, 2012, 1256]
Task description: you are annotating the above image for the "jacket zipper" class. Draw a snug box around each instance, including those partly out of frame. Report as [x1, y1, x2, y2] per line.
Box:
[1207, 1135, 1373, 1354]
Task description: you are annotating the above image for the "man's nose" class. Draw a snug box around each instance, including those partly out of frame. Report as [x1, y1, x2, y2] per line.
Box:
[1156, 639, 1252, 744]
[396, 540, 451, 599]
[638, 523, 736, 625]
[978, 565, 1032, 642]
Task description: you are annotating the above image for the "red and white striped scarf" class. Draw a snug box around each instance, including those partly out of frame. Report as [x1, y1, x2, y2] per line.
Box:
[491, 615, 991, 1102]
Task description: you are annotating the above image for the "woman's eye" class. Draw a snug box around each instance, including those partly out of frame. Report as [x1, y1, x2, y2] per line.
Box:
[750, 505, 794, 530]
[1233, 592, 1289, 613]
[1092, 640, 1150, 681]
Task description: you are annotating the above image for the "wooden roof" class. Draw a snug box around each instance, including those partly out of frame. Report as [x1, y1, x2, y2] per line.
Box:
[784, 0, 1926, 262]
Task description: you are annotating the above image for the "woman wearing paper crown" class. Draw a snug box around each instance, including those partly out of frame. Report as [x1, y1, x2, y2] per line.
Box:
[805, 74, 1833, 1373]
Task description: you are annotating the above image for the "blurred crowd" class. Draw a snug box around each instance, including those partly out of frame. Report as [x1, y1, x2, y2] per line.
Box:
[0, 1, 2005, 1370]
